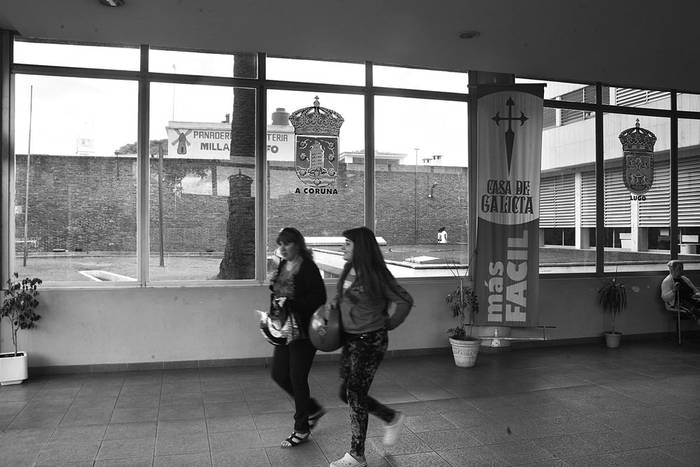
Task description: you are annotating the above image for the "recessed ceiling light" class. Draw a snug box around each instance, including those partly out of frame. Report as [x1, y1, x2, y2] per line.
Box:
[99, 0, 124, 6]
[459, 31, 480, 39]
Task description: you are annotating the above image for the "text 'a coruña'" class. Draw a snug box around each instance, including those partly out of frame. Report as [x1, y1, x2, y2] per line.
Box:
[295, 187, 339, 194]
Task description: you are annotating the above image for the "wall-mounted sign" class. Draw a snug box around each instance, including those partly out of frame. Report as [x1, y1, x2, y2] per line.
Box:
[165, 122, 232, 160]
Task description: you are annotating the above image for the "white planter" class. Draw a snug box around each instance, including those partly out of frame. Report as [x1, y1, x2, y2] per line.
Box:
[449, 337, 480, 367]
[604, 332, 622, 348]
[0, 352, 28, 385]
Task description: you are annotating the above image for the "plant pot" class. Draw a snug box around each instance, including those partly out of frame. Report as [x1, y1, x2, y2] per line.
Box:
[449, 337, 480, 367]
[477, 325, 512, 350]
[604, 332, 622, 348]
[0, 352, 28, 385]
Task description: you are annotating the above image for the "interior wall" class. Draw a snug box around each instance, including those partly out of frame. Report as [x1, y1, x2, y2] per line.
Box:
[1, 271, 687, 369]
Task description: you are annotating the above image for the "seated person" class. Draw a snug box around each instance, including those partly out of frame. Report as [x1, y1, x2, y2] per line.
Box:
[661, 260, 700, 323]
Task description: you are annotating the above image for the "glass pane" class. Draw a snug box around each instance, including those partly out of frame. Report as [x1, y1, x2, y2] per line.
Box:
[540, 106, 596, 273]
[516, 78, 602, 103]
[611, 87, 670, 110]
[13, 75, 138, 284]
[604, 114, 670, 272]
[678, 118, 700, 271]
[266, 90, 364, 278]
[149, 48, 257, 78]
[266, 57, 364, 86]
[373, 65, 467, 93]
[13, 39, 140, 71]
[374, 96, 468, 278]
[149, 82, 256, 281]
[678, 92, 700, 112]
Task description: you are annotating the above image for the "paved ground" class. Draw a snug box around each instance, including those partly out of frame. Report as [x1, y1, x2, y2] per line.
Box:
[13, 246, 700, 282]
[1, 339, 699, 466]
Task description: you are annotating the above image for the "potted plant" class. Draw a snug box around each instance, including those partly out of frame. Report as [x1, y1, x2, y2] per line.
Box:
[0, 273, 42, 385]
[597, 276, 627, 348]
[446, 273, 480, 367]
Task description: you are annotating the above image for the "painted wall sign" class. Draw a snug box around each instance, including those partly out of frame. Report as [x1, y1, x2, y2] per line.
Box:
[619, 119, 657, 195]
[288, 97, 344, 191]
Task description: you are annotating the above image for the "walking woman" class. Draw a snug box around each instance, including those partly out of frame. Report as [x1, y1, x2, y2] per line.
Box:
[269, 227, 327, 448]
[330, 226, 413, 467]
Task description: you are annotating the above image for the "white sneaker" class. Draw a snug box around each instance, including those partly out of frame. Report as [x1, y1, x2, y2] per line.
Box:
[383, 412, 405, 446]
[329, 452, 367, 467]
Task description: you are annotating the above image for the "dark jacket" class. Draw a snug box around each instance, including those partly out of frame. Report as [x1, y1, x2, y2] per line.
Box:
[271, 257, 327, 333]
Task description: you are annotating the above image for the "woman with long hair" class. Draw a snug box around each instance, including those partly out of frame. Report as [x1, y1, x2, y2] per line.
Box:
[329, 226, 413, 467]
[269, 227, 327, 448]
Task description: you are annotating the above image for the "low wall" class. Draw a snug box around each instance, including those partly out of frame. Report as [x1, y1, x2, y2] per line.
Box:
[1, 271, 689, 372]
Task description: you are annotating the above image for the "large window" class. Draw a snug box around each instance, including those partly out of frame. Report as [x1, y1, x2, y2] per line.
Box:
[678, 118, 700, 270]
[517, 79, 598, 273]
[13, 39, 140, 71]
[604, 114, 670, 272]
[148, 83, 256, 281]
[373, 65, 468, 93]
[149, 49, 257, 78]
[266, 90, 365, 277]
[266, 57, 364, 86]
[374, 96, 468, 277]
[13, 75, 138, 283]
[8, 36, 700, 285]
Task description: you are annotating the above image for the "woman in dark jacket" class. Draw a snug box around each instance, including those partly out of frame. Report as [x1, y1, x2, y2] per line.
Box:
[269, 227, 327, 448]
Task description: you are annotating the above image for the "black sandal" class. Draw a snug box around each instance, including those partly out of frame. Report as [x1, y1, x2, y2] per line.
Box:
[280, 431, 310, 448]
[308, 407, 327, 431]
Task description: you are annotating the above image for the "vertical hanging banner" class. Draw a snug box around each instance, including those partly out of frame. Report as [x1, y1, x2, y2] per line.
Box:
[474, 84, 544, 327]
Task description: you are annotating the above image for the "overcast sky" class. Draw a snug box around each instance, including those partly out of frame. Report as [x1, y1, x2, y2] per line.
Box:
[12, 41, 585, 168]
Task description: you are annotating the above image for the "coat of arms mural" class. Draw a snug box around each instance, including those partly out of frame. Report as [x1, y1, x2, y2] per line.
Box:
[619, 119, 656, 195]
[289, 97, 344, 189]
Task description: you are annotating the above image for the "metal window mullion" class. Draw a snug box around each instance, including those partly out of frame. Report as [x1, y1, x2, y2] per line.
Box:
[364, 62, 375, 229]
[256, 52, 267, 282]
[670, 91, 679, 259]
[137, 44, 149, 286]
[595, 83, 604, 274]
[0, 31, 13, 286]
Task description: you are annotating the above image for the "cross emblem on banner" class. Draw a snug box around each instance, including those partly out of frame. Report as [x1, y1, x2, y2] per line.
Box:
[492, 97, 528, 172]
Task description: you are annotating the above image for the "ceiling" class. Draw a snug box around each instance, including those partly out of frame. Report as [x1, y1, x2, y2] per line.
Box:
[0, 0, 697, 92]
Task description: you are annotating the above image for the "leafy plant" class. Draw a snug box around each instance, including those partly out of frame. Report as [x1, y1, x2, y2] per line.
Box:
[1, 273, 43, 356]
[597, 276, 627, 333]
[445, 262, 479, 340]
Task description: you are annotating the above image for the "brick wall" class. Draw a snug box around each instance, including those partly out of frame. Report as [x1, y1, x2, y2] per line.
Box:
[15, 155, 469, 254]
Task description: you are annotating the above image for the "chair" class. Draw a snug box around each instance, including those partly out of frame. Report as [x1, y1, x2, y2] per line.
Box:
[664, 289, 696, 345]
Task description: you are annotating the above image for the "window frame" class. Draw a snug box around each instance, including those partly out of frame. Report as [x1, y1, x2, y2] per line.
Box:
[4, 33, 700, 287]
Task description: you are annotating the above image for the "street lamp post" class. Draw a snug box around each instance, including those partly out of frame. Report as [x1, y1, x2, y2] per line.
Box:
[414, 147, 419, 244]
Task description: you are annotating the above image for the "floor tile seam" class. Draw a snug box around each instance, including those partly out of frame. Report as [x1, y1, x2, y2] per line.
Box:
[200, 410, 215, 467]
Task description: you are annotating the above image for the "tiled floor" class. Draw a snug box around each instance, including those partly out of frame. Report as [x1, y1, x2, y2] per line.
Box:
[1, 340, 700, 467]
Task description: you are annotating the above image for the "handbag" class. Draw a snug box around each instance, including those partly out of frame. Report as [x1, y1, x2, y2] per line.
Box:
[309, 303, 342, 351]
[256, 295, 300, 346]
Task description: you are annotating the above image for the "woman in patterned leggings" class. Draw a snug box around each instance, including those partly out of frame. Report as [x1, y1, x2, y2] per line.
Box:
[329, 227, 414, 467]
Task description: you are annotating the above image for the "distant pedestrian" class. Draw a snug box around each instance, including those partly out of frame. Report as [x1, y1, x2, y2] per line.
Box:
[328, 226, 413, 467]
[437, 227, 447, 244]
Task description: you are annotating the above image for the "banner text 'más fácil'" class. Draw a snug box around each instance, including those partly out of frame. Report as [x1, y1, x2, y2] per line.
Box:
[485, 229, 528, 323]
